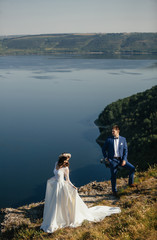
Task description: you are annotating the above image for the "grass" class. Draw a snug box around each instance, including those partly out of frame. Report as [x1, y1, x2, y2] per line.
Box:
[0, 165, 156, 240]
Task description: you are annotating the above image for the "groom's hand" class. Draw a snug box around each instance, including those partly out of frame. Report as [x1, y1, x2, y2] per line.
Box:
[121, 160, 126, 166]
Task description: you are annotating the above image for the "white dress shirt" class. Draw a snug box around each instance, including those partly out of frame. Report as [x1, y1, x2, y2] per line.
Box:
[114, 138, 120, 157]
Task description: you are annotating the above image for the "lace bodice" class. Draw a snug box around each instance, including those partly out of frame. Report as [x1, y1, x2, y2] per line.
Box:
[53, 163, 74, 187]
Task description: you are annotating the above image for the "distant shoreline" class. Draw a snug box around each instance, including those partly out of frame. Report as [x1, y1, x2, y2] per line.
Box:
[0, 32, 157, 57]
[1, 53, 157, 60]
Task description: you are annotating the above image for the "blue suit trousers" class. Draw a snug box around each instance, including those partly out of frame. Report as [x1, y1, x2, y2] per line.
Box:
[109, 159, 135, 192]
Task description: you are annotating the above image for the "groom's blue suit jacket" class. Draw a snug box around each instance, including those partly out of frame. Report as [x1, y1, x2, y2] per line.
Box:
[102, 135, 128, 161]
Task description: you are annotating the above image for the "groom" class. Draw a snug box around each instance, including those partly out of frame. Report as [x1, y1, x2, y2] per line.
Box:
[102, 125, 136, 196]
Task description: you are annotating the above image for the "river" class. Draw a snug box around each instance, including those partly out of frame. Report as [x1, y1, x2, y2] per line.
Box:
[0, 55, 156, 208]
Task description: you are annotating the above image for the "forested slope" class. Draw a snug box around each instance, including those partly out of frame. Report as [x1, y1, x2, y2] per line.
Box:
[0, 32, 157, 55]
[95, 86, 157, 171]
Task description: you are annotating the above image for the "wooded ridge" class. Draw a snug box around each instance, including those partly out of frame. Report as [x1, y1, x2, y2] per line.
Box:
[95, 85, 157, 172]
[0, 32, 157, 55]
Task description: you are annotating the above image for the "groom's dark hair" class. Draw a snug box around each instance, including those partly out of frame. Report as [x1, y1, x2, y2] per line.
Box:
[112, 125, 120, 131]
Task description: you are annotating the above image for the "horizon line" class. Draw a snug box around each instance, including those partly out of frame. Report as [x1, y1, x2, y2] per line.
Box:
[0, 31, 157, 37]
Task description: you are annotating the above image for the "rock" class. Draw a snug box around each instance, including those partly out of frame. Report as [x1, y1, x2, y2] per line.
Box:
[0, 177, 130, 233]
[0, 202, 44, 233]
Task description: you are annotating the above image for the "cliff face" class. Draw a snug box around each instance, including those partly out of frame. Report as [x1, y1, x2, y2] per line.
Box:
[95, 86, 157, 172]
[0, 180, 120, 234]
[0, 166, 156, 240]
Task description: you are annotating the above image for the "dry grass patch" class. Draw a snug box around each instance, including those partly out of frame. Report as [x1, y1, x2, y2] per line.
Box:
[0, 165, 156, 240]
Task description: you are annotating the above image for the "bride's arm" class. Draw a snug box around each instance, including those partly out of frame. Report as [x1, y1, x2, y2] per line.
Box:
[64, 167, 77, 189]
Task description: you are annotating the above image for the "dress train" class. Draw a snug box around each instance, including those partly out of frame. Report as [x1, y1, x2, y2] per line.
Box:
[41, 164, 121, 233]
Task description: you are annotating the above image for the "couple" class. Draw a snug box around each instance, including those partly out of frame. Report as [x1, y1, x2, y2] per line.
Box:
[41, 152, 121, 233]
[41, 125, 135, 233]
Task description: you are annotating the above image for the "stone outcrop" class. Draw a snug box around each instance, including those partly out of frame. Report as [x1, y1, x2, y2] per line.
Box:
[0, 177, 128, 233]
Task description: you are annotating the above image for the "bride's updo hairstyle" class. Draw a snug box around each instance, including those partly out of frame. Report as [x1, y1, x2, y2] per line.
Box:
[57, 152, 71, 168]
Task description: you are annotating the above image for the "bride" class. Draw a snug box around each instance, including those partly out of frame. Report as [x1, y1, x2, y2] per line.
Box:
[41, 153, 121, 233]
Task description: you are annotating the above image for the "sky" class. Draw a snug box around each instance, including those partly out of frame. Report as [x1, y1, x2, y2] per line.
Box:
[0, 0, 157, 36]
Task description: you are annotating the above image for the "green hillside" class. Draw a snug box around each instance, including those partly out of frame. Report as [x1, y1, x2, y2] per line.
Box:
[95, 86, 157, 171]
[0, 32, 157, 55]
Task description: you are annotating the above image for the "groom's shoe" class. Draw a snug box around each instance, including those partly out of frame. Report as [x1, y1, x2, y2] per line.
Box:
[112, 192, 119, 197]
[129, 183, 137, 187]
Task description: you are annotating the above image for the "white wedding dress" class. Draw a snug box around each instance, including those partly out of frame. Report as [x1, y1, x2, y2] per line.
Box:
[41, 163, 121, 233]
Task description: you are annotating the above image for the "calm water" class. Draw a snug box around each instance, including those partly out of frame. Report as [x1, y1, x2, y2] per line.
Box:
[0, 55, 157, 208]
